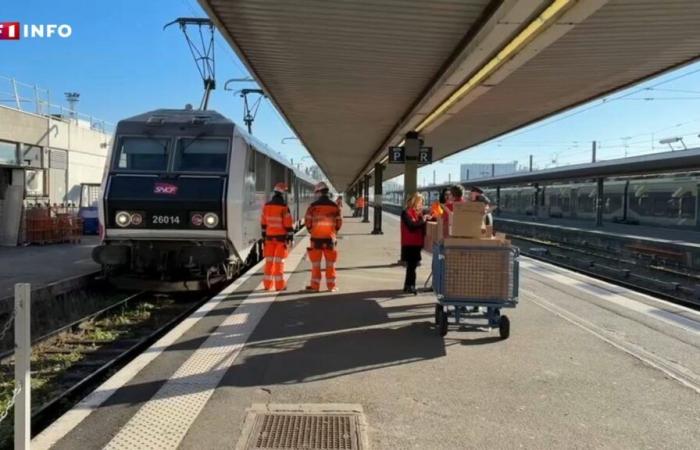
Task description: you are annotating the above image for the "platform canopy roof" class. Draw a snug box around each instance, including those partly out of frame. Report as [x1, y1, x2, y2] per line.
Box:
[199, 0, 700, 191]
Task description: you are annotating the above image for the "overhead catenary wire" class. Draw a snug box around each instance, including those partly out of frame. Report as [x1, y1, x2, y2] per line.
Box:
[164, 17, 217, 109]
[499, 65, 700, 142]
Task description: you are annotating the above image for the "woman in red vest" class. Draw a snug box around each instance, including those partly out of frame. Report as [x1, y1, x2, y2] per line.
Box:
[400, 193, 426, 294]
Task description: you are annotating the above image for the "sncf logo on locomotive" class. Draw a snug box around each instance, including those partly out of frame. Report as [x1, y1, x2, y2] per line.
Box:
[153, 182, 178, 195]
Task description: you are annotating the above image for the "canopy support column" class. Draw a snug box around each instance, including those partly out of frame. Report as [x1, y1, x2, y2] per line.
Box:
[495, 186, 501, 217]
[403, 131, 420, 201]
[362, 174, 370, 223]
[372, 163, 384, 234]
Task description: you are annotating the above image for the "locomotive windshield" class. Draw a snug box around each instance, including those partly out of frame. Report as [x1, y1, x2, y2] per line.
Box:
[114, 136, 170, 171]
[173, 138, 229, 173]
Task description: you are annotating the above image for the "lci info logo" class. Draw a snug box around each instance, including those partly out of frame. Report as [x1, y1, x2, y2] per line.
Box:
[0, 22, 73, 40]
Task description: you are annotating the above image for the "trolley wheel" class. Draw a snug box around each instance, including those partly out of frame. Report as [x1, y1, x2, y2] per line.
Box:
[434, 304, 441, 325]
[436, 306, 448, 337]
[499, 315, 510, 340]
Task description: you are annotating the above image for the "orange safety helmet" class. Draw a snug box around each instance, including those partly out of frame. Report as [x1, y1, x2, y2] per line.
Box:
[314, 181, 329, 193]
[273, 182, 288, 193]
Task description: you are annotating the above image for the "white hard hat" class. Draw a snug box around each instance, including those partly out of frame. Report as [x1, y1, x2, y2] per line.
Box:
[314, 181, 329, 193]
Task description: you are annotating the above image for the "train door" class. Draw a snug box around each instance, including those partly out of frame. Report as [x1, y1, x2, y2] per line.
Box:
[255, 151, 268, 206]
[695, 183, 700, 229]
[288, 169, 298, 226]
[240, 145, 260, 255]
[569, 187, 578, 218]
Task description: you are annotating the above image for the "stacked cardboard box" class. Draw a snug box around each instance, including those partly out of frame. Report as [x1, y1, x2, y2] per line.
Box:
[451, 202, 485, 238]
[424, 221, 437, 253]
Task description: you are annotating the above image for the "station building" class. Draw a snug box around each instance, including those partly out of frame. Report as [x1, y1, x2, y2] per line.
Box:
[0, 77, 111, 245]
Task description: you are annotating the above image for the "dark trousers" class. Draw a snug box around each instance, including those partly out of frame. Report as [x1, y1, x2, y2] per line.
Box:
[402, 246, 422, 288]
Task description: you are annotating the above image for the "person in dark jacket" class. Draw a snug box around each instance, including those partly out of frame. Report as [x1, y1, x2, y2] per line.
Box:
[445, 184, 465, 212]
[470, 186, 494, 234]
[401, 193, 427, 294]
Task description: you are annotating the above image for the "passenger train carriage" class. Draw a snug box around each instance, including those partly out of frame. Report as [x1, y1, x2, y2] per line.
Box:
[92, 109, 315, 290]
[384, 176, 699, 229]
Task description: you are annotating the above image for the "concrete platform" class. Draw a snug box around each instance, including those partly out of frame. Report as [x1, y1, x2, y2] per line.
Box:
[34, 215, 700, 449]
[0, 236, 99, 298]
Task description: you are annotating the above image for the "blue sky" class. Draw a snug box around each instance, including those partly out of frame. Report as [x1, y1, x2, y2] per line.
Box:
[3, 0, 700, 186]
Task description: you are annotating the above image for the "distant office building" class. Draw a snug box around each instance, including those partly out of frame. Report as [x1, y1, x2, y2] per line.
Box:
[460, 161, 517, 181]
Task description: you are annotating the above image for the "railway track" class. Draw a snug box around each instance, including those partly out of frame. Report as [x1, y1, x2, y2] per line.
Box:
[507, 234, 700, 309]
[0, 230, 309, 446]
[381, 205, 699, 308]
[0, 288, 210, 446]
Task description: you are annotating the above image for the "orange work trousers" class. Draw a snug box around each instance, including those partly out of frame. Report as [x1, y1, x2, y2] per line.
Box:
[307, 247, 338, 290]
[263, 239, 289, 290]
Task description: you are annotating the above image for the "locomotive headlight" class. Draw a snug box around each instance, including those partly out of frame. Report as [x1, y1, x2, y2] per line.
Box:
[203, 212, 219, 228]
[191, 213, 203, 227]
[130, 212, 143, 226]
[115, 211, 131, 227]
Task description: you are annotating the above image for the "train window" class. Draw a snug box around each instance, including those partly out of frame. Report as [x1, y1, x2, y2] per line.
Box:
[114, 137, 170, 171]
[173, 138, 229, 173]
[287, 170, 294, 194]
[680, 194, 695, 218]
[270, 160, 286, 187]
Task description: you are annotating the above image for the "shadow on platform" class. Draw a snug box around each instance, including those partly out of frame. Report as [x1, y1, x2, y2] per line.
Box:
[97, 289, 457, 408]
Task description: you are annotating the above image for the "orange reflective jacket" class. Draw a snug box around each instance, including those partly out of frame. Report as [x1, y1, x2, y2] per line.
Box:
[305, 196, 342, 241]
[261, 195, 294, 237]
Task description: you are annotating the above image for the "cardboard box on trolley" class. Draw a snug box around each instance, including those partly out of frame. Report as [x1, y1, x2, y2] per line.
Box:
[435, 208, 513, 299]
[424, 221, 438, 253]
[450, 202, 486, 238]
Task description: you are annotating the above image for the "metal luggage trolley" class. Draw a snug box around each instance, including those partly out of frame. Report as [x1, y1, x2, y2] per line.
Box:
[431, 242, 520, 338]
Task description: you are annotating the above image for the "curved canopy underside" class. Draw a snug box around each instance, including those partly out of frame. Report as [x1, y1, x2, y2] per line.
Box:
[199, 0, 700, 190]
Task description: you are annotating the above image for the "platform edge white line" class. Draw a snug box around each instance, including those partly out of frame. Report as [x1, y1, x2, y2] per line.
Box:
[522, 255, 700, 320]
[32, 255, 269, 450]
[103, 236, 310, 449]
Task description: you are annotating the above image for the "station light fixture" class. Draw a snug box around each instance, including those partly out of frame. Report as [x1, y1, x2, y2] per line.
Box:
[366, 0, 575, 188]
[414, 0, 575, 133]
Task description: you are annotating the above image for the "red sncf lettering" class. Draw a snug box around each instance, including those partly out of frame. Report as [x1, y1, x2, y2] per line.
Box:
[153, 183, 178, 195]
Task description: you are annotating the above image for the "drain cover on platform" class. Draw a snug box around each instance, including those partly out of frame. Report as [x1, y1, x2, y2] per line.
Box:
[237, 404, 367, 450]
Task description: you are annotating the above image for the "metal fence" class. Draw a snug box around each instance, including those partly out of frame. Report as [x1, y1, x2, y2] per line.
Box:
[0, 75, 114, 134]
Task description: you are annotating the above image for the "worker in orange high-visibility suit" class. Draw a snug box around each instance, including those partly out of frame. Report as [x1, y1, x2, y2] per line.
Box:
[305, 181, 343, 292]
[354, 195, 365, 217]
[261, 182, 295, 291]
